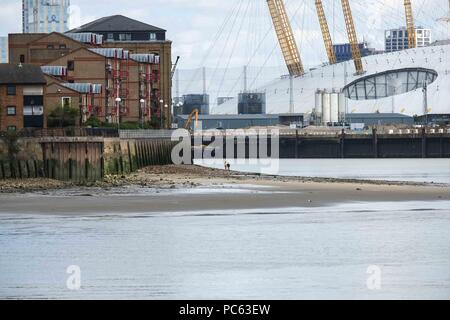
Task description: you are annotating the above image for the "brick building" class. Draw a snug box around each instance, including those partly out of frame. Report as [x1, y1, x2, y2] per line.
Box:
[0, 63, 46, 131]
[8, 15, 172, 128]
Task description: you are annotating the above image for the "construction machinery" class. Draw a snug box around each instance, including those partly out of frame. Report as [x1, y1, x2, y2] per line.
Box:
[315, 0, 336, 65]
[266, 0, 304, 76]
[171, 56, 180, 80]
[404, 0, 416, 49]
[184, 108, 199, 130]
[341, 0, 364, 75]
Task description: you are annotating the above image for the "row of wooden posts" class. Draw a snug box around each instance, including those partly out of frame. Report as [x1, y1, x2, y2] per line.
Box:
[0, 138, 175, 182]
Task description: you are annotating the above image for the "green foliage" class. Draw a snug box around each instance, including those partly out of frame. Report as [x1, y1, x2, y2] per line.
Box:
[0, 130, 21, 160]
[47, 106, 80, 128]
[84, 117, 158, 129]
[84, 116, 102, 128]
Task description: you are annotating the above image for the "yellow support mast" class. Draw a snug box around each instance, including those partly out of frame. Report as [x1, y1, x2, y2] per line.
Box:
[267, 0, 304, 76]
[404, 0, 417, 48]
[341, 0, 364, 75]
[315, 0, 336, 64]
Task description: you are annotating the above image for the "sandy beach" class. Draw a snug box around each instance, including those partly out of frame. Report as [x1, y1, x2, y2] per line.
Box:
[0, 165, 449, 214]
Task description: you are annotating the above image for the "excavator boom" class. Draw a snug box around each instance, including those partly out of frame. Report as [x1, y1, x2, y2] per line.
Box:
[404, 0, 416, 48]
[184, 108, 199, 130]
[267, 0, 304, 76]
[315, 0, 336, 65]
[341, 0, 364, 75]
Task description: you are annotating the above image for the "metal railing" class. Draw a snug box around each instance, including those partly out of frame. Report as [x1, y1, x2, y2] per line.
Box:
[14, 127, 119, 138]
[119, 129, 175, 139]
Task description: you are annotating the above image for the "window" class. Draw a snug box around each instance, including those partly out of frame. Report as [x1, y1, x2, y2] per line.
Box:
[23, 106, 33, 115]
[62, 97, 71, 108]
[20, 54, 25, 63]
[7, 126, 16, 132]
[47, 44, 54, 49]
[59, 44, 67, 49]
[119, 33, 131, 41]
[149, 33, 156, 41]
[67, 60, 74, 71]
[7, 85, 16, 95]
[107, 33, 114, 41]
[7, 106, 16, 116]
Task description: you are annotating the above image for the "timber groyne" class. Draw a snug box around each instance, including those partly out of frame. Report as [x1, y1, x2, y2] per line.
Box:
[0, 134, 175, 182]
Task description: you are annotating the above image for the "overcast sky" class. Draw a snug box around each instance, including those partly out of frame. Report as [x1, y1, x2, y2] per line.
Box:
[1, 0, 449, 71]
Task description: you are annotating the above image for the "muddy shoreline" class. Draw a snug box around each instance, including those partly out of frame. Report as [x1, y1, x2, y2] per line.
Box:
[0, 164, 448, 194]
[0, 164, 449, 193]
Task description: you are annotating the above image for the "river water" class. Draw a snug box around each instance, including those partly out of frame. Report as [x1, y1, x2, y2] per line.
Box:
[196, 158, 450, 184]
[0, 159, 449, 299]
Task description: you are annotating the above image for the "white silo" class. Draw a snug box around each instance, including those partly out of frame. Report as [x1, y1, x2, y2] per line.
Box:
[315, 90, 323, 117]
[322, 90, 331, 124]
[338, 92, 346, 121]
[330, 91, 339, 124]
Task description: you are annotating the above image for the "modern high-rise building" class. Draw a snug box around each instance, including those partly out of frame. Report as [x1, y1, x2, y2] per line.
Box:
[22, 0, 70, 33]
[0, 37, 8, 62]
[385, 27, 432, 52]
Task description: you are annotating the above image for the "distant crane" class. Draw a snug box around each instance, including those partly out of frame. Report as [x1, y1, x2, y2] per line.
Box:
[404, 0, 417, 49]
[341, 0, 364, 75]
[266, 0, 304, 76]
[171, 56, 180, 80]
[315, 0, 336, 65]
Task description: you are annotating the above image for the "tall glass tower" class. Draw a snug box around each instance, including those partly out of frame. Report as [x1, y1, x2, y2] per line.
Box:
[22, 0, 70, 33]
[0, 37, 8, 63]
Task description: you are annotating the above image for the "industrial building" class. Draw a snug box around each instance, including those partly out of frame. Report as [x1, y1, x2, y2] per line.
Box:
[180, 94, 209, 115]
[0, 63, 47, 131]
[7, 15, 172, 128]
[22, 0, 70, 33]
[385, 27, 431, 52]
[238, 92, 266, 114]
[175, 114, 303, 130]
[345, 113, 414, 126]
[333, 42, 379, 63]
[0, 37, 7, 63]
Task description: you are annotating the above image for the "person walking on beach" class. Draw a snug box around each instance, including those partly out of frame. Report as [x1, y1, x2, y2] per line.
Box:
[226, 162, 231, 171]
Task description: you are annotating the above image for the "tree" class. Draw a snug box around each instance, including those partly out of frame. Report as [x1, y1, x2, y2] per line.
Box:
[47, 105, 80, 128]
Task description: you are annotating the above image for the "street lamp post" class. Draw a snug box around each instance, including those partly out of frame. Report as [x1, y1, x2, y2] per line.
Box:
[139, 98, 145, 129]
[164, 104, 168, 129]
[159, 99, 164, 129]
[115, 97, 122, 131]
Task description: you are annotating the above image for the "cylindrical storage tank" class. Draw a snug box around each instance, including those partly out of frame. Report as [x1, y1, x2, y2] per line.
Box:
[322, 91, 331, 124]
[338, 92, 346, 121]
[315, 90, 323, 116]
[330, 91, 339, 124]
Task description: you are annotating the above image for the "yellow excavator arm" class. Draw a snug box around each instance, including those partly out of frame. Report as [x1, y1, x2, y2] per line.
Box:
[184, 108, 199, 130]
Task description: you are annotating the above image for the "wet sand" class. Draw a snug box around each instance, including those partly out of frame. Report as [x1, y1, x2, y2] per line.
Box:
[0, 165, 449, 215]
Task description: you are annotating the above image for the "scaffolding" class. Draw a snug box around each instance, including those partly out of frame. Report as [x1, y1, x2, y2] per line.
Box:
[130, 53, 160, 123]
[62, 83, 103, 121]
[66, 33, 104, 45]
[90, 48, 130, 123]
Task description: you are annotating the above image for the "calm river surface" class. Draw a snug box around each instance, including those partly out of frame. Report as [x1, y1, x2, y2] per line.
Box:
[196, 158, 450, 184]
[1, 159, 450, 299]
